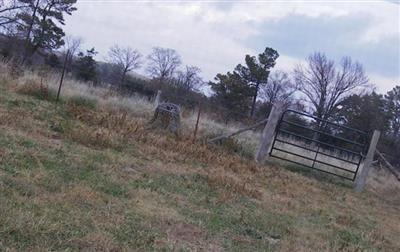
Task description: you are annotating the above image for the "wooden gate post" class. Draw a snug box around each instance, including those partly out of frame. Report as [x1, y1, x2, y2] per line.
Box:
[354, 130, 381, 192]
[255, 101, 285, 163]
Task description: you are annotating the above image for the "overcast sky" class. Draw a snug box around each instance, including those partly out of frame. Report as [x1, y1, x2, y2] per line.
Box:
[64, 0, 399, 93]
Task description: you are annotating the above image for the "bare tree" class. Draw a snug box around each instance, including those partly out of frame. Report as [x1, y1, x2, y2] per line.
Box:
[176, 65, 203, 91]
[294, 52, 369, 121]
[108, 44, 142, 85]
[62, 35, 82, 69]
[63, 35, 82, 57]
[147, 47, 181, 83]
[0, 0, 26, 28]
[260, 70, 296, 105]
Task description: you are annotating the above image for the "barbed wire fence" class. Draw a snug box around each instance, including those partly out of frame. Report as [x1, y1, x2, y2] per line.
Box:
[36, 57, 265, 129]
[167, 96, 271, 148]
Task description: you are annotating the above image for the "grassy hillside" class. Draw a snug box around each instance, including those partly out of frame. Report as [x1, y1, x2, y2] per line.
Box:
[0, 68, 399, 251]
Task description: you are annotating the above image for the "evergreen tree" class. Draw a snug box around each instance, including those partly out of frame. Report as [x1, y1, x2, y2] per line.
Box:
[74, 48, 97, 83]
[209, 72, 253, 121]
[336, 93, 390, 134]
[383, 86, 400, 169]
[234, 47, 279, 117]
[385, 86, 400, 140]
[16, 0, 77, 61]
[336, 91, 399, 170]
[44, 52, 60, 68]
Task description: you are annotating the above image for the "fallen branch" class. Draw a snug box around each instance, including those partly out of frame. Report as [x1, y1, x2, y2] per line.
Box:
[208, 118, 268, 143]
[376, 149, 400, 181]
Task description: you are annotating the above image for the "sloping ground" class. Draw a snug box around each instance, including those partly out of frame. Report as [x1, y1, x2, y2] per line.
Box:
[0, 81, 399, 252]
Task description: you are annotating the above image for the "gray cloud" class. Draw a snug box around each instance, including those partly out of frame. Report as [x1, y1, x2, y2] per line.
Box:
[246, 13, 399, 78]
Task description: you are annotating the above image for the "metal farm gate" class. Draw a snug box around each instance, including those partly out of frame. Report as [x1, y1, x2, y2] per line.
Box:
[269, 110, 369, 181]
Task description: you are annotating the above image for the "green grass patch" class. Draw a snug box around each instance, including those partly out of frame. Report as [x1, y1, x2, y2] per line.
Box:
[109, 212, 161, 249]
[273, 160, 353, 188]
[129, 173, 292, 250]
[330, 228, 375, 251]
[0, 200, 92, 251]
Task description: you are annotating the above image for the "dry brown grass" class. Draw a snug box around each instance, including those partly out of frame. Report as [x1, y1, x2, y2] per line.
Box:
[80, 106, 264, 200]
[64, 105, 136, 150]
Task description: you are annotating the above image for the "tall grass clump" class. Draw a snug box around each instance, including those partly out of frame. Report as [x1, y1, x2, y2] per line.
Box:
[0, 59, 12, 83]
[12, 66, 155, 119]
[67, 95, 97, 110]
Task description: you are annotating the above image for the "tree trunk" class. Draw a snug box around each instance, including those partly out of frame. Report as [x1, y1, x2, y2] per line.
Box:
[22, 0, 40, 63]
[30, 3, 53, 58]
[120, 70, 127, 88]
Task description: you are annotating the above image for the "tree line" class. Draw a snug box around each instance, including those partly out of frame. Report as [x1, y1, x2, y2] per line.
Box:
[0, 1, 399, 168]
[0, 1, 205, 105]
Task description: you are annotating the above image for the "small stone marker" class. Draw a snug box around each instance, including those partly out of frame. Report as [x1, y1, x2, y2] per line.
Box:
[149, 102, 181, 135]
[154, 90, 161, 106]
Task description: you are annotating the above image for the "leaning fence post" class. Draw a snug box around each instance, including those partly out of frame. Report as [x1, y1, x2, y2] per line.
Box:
[193, 102, 202, 143]
[354, 130, 381, 192]
[255, 101, 285, 163]
[56, 50, 70, 103]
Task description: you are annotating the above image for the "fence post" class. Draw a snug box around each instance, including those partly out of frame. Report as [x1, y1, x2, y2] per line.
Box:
[56, 50, 70, 103]
[154, 90, 161, 106]
[354, 130, 380, 192]
[255, 101, 285, 163]
[193, 103, 202, 143]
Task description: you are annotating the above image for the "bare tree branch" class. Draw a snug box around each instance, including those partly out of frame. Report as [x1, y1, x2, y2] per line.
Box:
[294, 52, 369, 121]
[0, 0, 29, 29]
[260, 70, 297, 105]
[146, 47, 181, 83]
[61, 35, 82, 69]
[63, 35, 82, 56]
[175, 65, 203, 92]
[0, 0, 28, 13]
